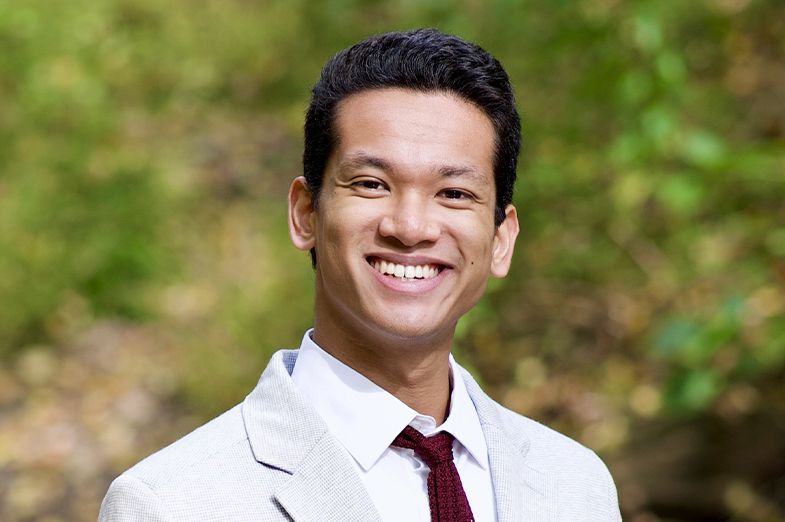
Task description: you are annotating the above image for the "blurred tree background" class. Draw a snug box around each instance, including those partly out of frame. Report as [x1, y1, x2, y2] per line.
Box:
[0, 0, 783, 520]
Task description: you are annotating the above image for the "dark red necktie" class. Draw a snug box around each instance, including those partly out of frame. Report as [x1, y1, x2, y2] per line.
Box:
[391, 426, 475, 522]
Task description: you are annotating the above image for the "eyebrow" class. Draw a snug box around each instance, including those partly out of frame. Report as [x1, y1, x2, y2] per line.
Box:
[440, 164, 493, 190]
[440, 164, 481, 179]
[338, 153, 393, 174]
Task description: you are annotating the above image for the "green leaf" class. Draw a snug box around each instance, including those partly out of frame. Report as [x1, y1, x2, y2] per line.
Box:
[620, 70, 652, 105]
[683, 131, 727, 169]
[679, 370, 719, 410]
[633, 15, 663, 52]
[666, 369, 720, 411]
[642, 105, 677, 150]
[654, 320, 699, 356]
[656, 50, 687, 86]
[657, 174, 704, 215]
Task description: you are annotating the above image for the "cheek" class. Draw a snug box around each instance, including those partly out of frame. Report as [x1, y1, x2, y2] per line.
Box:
[451, 218, 496, 264]
[317, 205, 377, 261]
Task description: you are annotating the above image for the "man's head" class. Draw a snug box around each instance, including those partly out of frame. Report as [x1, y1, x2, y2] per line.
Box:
[303, 29, 520, 233]
[288, 29, 521, 353]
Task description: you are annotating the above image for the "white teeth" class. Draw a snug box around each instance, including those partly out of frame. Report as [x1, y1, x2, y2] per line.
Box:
[370, 259, 441, 280]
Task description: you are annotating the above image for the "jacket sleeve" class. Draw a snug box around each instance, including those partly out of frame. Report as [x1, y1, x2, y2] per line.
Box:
[97, 474, 173, 522]
[604, 463, 623, 522]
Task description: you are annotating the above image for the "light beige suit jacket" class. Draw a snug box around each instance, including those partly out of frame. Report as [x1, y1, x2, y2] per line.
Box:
[98, 349, 622, 522]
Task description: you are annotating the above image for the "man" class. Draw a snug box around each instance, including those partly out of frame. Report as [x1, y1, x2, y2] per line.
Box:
[99, 29, 622, 522]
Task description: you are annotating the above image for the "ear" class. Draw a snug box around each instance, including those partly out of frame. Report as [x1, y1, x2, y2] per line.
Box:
[288, 176, 317, 251]
[490, 204, 519, 278]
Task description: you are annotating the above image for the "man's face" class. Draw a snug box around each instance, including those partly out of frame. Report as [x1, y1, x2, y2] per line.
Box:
[289, 88, 518, 348]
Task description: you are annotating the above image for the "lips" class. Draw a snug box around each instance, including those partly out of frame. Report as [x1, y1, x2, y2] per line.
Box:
[367, 256, 442, 280]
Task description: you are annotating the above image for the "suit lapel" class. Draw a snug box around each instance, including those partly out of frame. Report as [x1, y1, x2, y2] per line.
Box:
[242, 350, 382, 522]
[460, 367, 557, 522]
[483, 424, 557, 522]
[274, 433, 382, 522]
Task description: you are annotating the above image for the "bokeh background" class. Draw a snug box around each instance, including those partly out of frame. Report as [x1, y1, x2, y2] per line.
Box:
[1, 0, 784, 520]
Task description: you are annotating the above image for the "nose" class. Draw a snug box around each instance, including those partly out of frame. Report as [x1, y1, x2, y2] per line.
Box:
[378, 193, 440, 247]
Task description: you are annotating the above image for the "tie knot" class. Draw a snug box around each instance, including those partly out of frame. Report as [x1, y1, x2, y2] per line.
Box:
[392, 426, 455, 468]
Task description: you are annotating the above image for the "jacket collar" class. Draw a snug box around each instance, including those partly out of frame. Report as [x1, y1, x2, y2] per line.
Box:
[242, 349, 324, 473]
[243, 349, 383, 522]
[242, 349, 555, 522]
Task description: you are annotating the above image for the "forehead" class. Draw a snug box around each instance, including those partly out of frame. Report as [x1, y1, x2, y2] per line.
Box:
[329, 88, 496, 185]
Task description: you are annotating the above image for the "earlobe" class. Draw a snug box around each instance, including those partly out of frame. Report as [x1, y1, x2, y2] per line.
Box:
[288, 176, 317, 251]
[490, 204, 519, 278]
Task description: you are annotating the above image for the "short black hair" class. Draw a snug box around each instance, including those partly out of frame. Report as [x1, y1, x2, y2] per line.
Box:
[303, 29, 521, 263]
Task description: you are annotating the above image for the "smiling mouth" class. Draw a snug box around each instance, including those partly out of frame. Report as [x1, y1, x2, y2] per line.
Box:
[367, 257, 442, 280]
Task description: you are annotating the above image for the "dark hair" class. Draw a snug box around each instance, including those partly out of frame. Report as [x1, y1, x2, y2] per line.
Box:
[303, 29, 521, 263]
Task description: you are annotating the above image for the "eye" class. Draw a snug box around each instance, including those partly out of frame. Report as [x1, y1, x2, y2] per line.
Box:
[440, 189, 474, 200]
[352, 179, 386, 191]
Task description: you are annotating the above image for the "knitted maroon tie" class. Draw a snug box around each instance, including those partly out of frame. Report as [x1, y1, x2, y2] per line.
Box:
[391, 426, 475, 522]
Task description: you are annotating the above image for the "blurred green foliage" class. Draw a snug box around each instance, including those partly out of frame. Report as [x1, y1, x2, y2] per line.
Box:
[1, 0, 784, 519]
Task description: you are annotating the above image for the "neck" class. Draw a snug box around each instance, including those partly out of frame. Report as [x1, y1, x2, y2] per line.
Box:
[312, 322, 454, 424]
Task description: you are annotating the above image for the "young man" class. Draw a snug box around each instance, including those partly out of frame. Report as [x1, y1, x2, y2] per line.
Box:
[99, 29, 622, 522]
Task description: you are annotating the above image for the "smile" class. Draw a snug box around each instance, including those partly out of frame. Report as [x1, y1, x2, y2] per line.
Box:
[367, 257, 442, 280]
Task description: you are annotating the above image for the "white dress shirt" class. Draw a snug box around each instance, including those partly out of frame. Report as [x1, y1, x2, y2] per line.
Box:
[291, 330, 497, 522]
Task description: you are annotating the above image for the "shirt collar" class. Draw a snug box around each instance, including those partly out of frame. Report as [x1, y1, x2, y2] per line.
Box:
[290, 329, 489, 471]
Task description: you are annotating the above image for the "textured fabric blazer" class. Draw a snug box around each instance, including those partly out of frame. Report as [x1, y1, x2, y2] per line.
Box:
[98, 350, 622, 522]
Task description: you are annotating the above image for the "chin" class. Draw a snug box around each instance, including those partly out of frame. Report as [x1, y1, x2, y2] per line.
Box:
[365, 316, 453, 345]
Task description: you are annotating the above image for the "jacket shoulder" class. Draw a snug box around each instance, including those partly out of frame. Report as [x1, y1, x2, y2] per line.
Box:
[123, 404, 250, 491]
[497, 404, 602, 464]
[100, 404, 292, 521]
[491, 403, 622, 521]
